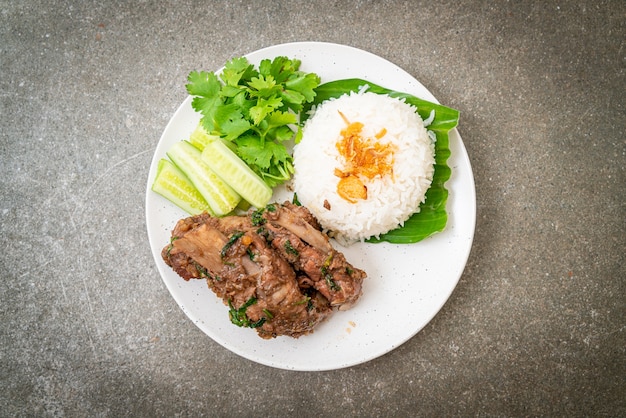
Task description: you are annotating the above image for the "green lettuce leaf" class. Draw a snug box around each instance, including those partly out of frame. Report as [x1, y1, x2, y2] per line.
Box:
[302, 78, 460, 244]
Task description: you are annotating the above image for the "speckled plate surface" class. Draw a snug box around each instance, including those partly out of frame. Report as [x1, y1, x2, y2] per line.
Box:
[146, 42, 476, 371]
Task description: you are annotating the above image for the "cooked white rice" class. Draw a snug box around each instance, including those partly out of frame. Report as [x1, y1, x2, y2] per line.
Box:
[292, 90, 435, 244]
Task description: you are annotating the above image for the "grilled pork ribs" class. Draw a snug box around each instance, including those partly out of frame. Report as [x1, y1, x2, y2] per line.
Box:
[162, 202, 366, 339]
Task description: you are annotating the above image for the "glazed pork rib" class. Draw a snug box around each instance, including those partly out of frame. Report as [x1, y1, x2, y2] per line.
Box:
[161, 202, 366, 339]
[262, 203, 364, 310]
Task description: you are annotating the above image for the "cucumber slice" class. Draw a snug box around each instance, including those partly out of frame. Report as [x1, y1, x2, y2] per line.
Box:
[201, 138, 273, 208]
[167, 141, 241, 216]
[189, 124, 219, 151]
[152, 158, 213, 216]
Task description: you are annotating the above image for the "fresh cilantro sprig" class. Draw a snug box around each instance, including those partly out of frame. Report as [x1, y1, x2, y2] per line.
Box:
[186, 56, 321, 188]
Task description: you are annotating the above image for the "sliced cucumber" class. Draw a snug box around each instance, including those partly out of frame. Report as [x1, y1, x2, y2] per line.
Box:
[152, 158, 213, 216]
[201, 138, 273, 208]
[188, 124, 219, 151]
[167, 141, 241, 216]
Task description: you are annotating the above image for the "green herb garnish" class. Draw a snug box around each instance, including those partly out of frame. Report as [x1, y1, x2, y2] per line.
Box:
[228, 297, 266, 328]
[165, 236, 179, 257]
[321, 253, 340, 291]
[322, 266, 341, 292]
[192, 261, 211, 279]
[186, 56, 321, 187]
[220, 231, 244, 258]
[284, 240, 299, 256]
[251, 208, 266, 226]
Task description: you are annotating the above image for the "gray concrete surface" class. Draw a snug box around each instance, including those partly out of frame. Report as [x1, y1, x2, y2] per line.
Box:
[1, 1, 624, 416]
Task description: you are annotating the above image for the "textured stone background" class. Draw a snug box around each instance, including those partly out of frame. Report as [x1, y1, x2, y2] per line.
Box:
[1, 1, 624, 416]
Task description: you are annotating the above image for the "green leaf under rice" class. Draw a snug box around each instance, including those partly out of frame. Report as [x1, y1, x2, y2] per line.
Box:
[303, 79, 460, 244]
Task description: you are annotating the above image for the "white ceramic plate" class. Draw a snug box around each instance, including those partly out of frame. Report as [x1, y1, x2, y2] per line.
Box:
[146, 42, 475, 371]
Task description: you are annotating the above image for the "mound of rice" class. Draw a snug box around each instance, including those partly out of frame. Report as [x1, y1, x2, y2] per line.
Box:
[292, 90, 435, 244]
